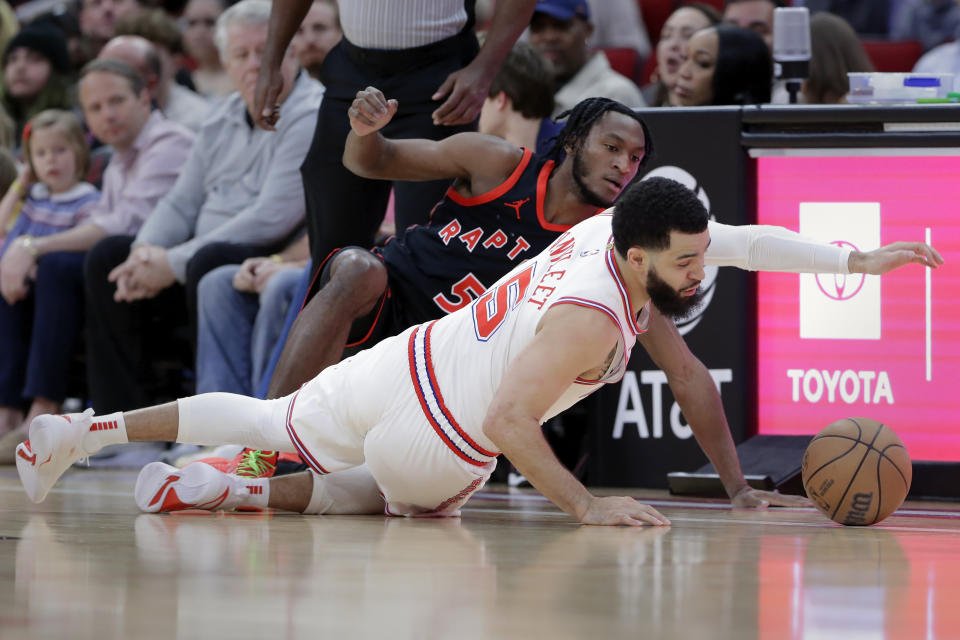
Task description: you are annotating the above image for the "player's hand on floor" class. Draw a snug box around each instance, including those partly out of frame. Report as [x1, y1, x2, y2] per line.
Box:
[580, 496, 671, 526]
[731, 486, 811, 508]
[849, 241, 944, 275]
[349, 87, 398, 137]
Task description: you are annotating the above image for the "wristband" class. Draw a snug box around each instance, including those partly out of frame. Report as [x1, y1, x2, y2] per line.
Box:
[269, 254, 283, 264]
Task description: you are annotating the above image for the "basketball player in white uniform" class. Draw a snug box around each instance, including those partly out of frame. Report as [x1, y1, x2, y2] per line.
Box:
[15, 174, 942, 524]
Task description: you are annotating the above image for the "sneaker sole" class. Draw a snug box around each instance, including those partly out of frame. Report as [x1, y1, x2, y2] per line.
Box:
[135, 462, 232, 513]
[16, 415, 87, 503]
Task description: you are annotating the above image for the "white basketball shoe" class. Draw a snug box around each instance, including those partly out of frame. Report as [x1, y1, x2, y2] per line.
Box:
[17, 409, 96, 503]
[135, 461, 252, 513]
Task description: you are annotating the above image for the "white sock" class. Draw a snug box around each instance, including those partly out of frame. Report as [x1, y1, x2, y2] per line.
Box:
[81, 412, 128, 453]
[237, 477, 270, 509]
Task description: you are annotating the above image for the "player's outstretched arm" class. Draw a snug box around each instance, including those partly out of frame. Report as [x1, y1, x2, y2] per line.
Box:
[848, 241, 944, 274]
[483, 304, 670, 526]
[705, 221, 942, 274]
[343, 86, 524, 187]
[637, 308, 810, 508]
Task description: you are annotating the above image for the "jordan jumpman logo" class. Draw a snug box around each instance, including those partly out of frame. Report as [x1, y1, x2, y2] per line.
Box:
[504, 197, 530, 219]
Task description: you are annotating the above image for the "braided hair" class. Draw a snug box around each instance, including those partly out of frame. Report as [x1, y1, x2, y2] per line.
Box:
[543, 97, 654, 168]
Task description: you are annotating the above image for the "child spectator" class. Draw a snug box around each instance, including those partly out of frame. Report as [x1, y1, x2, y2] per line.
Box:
[0, 110, 99, 452]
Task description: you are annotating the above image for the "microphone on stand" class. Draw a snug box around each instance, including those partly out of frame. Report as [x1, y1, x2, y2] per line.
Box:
[773, 7, 811, 104]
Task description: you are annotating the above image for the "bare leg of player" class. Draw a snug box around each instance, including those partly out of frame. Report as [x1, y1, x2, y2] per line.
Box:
[267, 250, 388, 398]
[268, 468, 384, 515]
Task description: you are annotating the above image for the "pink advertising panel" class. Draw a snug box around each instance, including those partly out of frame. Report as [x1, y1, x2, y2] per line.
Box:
[756, 154, 960, 461]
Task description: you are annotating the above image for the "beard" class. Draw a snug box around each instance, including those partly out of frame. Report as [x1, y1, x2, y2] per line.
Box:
[646, 265, 705, 320]
[572, 148, 616, 208]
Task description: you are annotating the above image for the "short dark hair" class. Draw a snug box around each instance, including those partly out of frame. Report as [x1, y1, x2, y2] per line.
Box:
[545, 97, 654, 166]
[612, 177, 708, 255]
[712, 25, 772, 105]
[488, 41, 554, 119]
[80, 58, 147, 95]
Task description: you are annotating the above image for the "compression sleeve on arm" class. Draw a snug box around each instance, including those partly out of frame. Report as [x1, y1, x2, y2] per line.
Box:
[705, 221, 851, 274]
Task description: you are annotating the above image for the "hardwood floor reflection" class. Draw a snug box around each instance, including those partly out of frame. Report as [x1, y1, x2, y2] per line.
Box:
[2, 467, 960, 639]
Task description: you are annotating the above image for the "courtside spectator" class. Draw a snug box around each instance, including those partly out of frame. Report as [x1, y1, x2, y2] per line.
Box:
[0, 59, 192, 455]
[181, 0, 232, 97]
[0, 111, 99, 453]
[529, 0, 646, 116]
[195, 235, 309, 397]
[669, 25, 772, 106]
[803, 12, 874, 104]
[290, 0, 341, 81]
[722, 0, 783, 49]
[642, 3, 721, 107]
[478, 40, 559, 154]
[0, 23, 73, 147]
[84, 0, 323, 413]
[78, 0, 143, 61]
[112, 10, 213, 131]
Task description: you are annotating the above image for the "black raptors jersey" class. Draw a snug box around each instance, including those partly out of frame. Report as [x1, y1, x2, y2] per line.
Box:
[379, 148, 580, 323]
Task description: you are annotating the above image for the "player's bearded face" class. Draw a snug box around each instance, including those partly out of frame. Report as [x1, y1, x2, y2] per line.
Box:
[645, 263, 705, 320]
[572, 145, 616, 208]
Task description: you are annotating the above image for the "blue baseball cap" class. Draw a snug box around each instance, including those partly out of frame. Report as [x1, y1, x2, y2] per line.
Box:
[534, 0, 591, 22]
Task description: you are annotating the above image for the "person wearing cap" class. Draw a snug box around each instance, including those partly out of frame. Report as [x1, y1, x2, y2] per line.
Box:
[0, 22, 74, 147]
[529, 0, 646, 117]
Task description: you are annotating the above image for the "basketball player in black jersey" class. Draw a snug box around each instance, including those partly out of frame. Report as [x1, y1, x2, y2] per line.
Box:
[267, 89, 650, 399]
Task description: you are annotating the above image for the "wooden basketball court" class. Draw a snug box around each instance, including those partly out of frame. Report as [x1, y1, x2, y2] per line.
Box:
[2, 465, 960, 639]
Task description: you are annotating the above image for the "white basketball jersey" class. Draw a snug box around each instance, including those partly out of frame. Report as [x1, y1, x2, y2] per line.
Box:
[406, 213, 648, 459]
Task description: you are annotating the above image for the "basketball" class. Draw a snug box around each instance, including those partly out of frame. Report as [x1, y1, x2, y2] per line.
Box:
[801, 417, 912, 526]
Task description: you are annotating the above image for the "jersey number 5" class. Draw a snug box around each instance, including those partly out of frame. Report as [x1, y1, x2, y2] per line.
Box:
[472, 263, 536, 341]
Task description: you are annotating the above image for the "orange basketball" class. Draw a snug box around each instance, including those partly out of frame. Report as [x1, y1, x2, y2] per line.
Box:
[801, 417, 912, 526]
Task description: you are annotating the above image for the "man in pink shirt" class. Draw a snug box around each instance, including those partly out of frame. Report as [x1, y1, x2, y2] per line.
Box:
[0, 58, 193, 457]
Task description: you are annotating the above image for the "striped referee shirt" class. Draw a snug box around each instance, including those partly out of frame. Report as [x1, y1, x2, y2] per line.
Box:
[339, 0, 473, 49]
